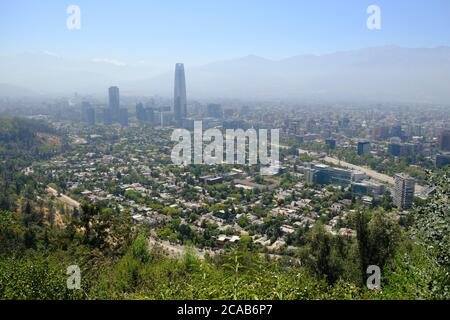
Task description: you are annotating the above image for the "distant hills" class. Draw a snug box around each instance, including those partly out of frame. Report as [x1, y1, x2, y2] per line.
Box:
[129, 46, 450, 103]
[0, 83, 38, 98]
[1, 46, 450, 103]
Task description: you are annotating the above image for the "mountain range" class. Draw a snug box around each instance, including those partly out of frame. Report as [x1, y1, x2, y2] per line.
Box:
[1, 46, 450, 104]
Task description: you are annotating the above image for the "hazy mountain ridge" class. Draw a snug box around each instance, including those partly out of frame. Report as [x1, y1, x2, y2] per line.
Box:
[128, 46, 450, 103]
[1, 46, 450, 103]
[0, 83, 38, 97]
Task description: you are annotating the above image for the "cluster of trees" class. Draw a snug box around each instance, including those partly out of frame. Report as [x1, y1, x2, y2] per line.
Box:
[0, 202, 136, 299]
[2, 168, 448, 300]
[0, 116, 63, 212]
[2, 193, 448, 299]
[0, 116, 61, 163]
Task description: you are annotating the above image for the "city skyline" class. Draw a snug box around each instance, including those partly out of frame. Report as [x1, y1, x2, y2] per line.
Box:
[2, 45, 450, 105]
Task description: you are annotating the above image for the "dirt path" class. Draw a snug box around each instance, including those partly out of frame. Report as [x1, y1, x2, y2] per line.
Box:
[46, 186, 81, 209]
[322, 156, 424, 193]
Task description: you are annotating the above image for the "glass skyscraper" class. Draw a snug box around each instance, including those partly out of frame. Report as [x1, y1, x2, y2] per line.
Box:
[108, 86, 120, 120]
[173, 63, 187, 125]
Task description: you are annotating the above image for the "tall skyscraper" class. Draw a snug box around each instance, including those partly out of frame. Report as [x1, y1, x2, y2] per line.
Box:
[108, 86, 120, 120]
[174, 63, 187, 125]
[393, 174, 415, 209]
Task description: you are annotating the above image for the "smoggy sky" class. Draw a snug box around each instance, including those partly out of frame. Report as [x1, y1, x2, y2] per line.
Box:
[1, 0, 450, 66]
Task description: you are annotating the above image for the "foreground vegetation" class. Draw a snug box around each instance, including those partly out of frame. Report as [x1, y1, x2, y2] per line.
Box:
[1, 170, 448, 299]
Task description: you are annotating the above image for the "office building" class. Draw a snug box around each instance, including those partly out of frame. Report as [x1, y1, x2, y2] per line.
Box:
[174, 63, 187, 125]
[108, 86, 120, 120]
[388, 142, 418, 157]
[305, 164, 360, 188]
[351, 181, 385, 198]
[357, 141, 371, 155]
[388, 143, 401, 157]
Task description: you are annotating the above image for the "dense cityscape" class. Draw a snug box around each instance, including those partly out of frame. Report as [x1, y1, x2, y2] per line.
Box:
[1, 1, 449, 307]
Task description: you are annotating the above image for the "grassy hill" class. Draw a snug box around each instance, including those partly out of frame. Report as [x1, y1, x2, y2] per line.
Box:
[0, 116, 61, 164]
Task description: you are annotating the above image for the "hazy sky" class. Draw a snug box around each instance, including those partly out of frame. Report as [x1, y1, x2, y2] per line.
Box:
[1, 0, 450, 67]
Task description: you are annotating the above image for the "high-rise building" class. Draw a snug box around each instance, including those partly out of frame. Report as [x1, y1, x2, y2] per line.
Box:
[174, 63, 187, 125]
[357, 141, 371, 155]
[305, 168, 318, 184]
[438, 129, 450, 151]
[388, 143, 401, 157]
[393, 174, 415, 209]
[108, 86, 120, 120]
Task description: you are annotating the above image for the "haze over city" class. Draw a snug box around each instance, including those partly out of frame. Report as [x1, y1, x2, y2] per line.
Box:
[1, 0, 450, 103]
[1, 0, 450, 307]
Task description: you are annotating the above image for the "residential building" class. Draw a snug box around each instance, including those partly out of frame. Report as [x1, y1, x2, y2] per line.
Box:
[393, 173, 415, 209]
